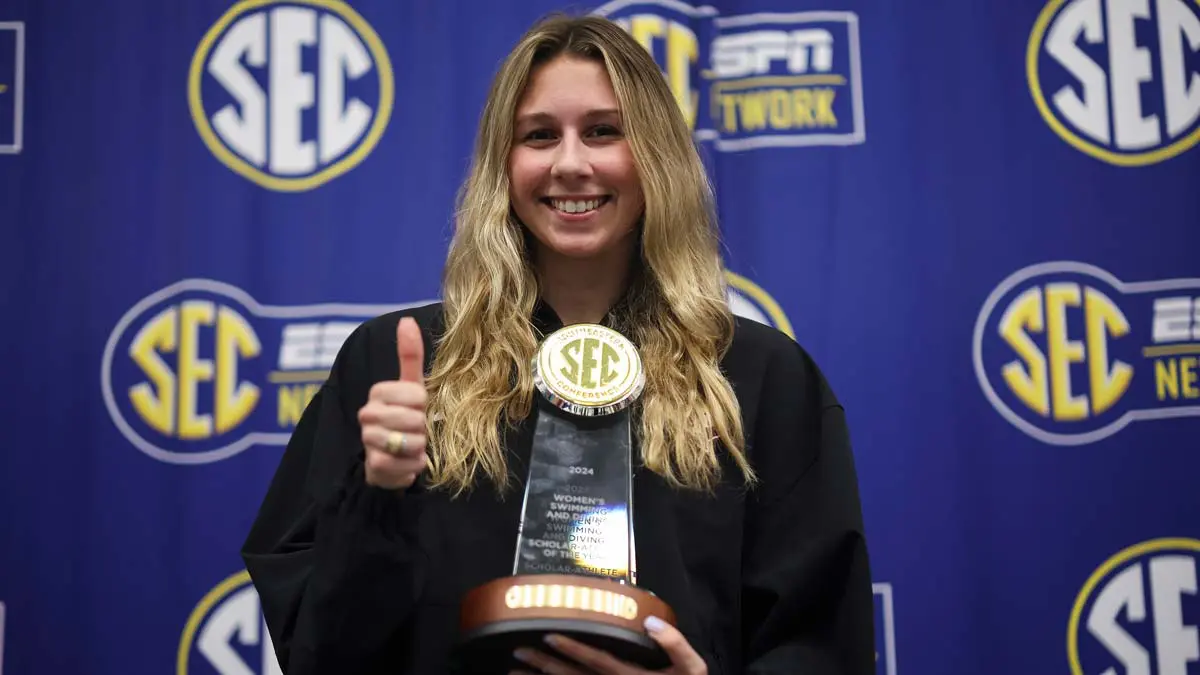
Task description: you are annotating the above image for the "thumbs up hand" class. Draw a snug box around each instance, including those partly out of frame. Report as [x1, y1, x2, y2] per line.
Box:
[357, 317, 429, 490]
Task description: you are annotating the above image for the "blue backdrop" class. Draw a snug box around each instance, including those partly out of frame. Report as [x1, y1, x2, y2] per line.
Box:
[2, 0, 1199, 673]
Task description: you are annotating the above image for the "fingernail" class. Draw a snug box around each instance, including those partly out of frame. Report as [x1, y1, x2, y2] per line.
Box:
[543, 634, 561, 648]
[644, 616, 666, 634]
[513, 648, 534, 663]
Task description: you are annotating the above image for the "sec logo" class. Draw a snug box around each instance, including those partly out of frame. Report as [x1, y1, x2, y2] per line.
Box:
[1027, 0, 1200, 166]
[974, 261, 1200, 445]
[101, 278, 431, 465]
[178, 571, 280, 675]
[726, 271, 795, 339]
[188, 0, 394, 191]
[1068, 538, 1200, 675]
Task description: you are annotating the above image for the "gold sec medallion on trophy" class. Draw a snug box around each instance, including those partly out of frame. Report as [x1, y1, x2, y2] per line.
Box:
[533, 324, 644, 417]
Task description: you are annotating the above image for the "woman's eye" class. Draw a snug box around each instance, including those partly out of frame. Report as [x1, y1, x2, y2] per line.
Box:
[523, 129, 554, 142]
[590, 125, 621, 137]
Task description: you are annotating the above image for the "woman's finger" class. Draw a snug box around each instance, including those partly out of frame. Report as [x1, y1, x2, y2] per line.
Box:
[357, 400, 426, 432]
[363, 443, 426, 487]
[541, 635, 635, 674]
[512, 646, 593, 675]
[368, 379, 427, 407]
[362, 424, 427, 457]
[644, 618, 707, 674]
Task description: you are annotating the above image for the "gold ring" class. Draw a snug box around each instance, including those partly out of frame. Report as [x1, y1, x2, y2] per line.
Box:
[385, 431, 406, 454]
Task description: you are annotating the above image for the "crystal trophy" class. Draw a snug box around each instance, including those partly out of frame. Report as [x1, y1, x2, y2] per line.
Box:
[456, 323, 676, 672]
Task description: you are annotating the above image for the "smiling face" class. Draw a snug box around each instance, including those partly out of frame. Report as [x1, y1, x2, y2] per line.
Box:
[508, 55, 645, 266]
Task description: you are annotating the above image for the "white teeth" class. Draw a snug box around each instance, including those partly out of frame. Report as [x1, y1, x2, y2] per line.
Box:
[551, 198, 603, 213]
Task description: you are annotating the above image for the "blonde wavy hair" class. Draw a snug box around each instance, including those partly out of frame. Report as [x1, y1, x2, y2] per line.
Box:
[425, 13, 756, 496]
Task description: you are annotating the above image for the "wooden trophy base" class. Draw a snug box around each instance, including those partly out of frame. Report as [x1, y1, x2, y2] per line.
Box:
[457, 574, 676, 673]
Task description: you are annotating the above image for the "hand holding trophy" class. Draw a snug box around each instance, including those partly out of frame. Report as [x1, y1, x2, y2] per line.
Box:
[456, 323, 678, 672]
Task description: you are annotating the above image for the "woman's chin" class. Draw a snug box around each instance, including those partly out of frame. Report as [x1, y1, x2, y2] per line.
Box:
[538, 233, 616, 261]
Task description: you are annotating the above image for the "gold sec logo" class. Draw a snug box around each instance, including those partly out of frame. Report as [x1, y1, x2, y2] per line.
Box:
[537, 324, 642, 410]
[188, 0, 394, 191]
[1027, 0, 1200, 166]
[101, 279, 431, 464]
[974, 261, 1200, 445]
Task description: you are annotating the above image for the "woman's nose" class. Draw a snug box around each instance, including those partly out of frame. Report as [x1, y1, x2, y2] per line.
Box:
[550, 134, 592, 180]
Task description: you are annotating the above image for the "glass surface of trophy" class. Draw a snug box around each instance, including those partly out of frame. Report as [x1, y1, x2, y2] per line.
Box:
[456, 324, 676, 673]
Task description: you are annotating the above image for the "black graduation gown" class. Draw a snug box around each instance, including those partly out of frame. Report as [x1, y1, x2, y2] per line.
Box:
[240, 301, 876, 675]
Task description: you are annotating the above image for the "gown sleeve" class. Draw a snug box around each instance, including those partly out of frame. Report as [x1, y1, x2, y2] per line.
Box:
[240, 318, 427, 675]
[740, 338, 876, 674]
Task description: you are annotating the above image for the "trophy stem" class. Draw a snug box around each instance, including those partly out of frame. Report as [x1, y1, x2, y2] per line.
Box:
[511, 401, 636, 584]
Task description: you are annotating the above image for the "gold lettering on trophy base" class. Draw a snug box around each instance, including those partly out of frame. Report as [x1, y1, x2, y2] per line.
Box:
[505, 584, 639, 620]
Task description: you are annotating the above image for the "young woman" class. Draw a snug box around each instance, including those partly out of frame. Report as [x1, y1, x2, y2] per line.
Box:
[241, 13, 875, 675]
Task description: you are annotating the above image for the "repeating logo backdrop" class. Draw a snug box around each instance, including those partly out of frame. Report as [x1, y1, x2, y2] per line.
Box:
[1, 0, 1197, 673]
